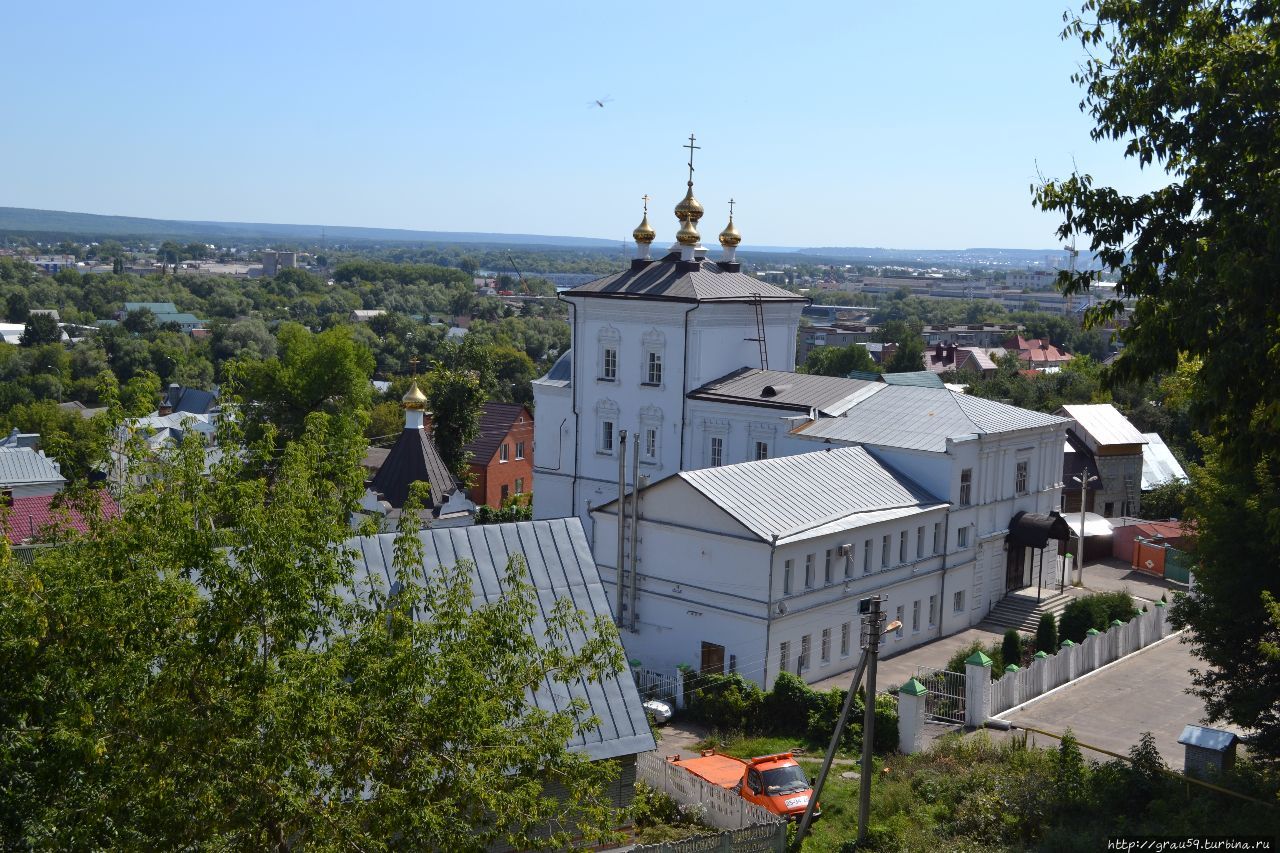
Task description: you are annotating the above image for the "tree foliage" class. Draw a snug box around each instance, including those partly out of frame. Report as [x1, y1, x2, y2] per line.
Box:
[0, 411, 628, 849]
[18, 314, 60, 347]
[1038, 0, 1280, 756]
[801, 342, 880, 377]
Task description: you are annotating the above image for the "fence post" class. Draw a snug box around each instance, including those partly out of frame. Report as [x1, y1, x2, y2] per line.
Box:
[1085, 628, 1101, 672]
[1154, 600, 1167, 639]
[964, 650, 992, 727]
[675, 667, 687, 710]
[898, 678, 928, 754]
[1032, 650, 1049, 696]
[1060, 639, 1077, 680]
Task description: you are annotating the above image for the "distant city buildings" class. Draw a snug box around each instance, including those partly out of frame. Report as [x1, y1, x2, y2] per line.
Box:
[260, 251, 297, 277]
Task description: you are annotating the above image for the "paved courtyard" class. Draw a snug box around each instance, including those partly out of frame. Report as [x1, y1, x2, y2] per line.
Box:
[995, 632, 1242, 770]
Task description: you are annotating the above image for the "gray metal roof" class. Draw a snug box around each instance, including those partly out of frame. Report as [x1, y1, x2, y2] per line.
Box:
[678, 446, 945, 542]
[1141, 432, 1189, 490]
[1061, 404, 1147, 446]
[798, 386, 1070, 452]
[689, 368, 882, 415]
[535, 349, 572, 386]
[347, 518, 655, 762]
[564, 255, 805, 303]
[0, 447, 66, 487]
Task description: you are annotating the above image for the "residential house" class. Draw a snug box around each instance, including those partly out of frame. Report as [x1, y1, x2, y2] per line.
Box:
[1059, 404, 1146, 518]
[1140, 432, 1189, 491]
[925, 343, 998, 377]
[347, 517, 654, 810]
[119, 302, 204, 334]
[0, 443, 67, 498]
[454, 402, 533, 507]
[158, 382, 217, 416]
[1003, 335, 1073, 370]
[350, 309, 387, 323]
[2, 491, 119, 546]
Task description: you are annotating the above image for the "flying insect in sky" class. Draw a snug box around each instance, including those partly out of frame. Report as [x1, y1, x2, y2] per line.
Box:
[589, 95, 614, 108]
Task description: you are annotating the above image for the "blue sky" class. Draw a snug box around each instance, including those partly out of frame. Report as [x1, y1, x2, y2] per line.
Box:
[2, 1, 1164, 249]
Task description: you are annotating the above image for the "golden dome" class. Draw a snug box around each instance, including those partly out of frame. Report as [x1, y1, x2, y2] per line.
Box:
[402, 380, 427, 410]
[674, 184, 704, 224]
[719, 216, 741, 247]
[633, 212, 656, 244]
[676, 215, 700, 247]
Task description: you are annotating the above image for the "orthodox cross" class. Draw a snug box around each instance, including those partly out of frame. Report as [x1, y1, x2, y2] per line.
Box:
[728, 198, 736, 218]
[683, 133, 700, 184]
[642, 193, 650, 214]
[408, 356, 420, 375]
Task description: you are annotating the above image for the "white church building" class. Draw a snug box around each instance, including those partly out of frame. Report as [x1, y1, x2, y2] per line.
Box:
[533, 150, 1072, 687]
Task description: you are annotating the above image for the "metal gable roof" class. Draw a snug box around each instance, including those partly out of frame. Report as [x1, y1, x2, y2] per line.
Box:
[346, 518, 655, 762]
[1061, 404, 1147, 446]
[369, 427, 459, 510]
[689, 368, 882, 414]
[564, 255, 804, 303]
[798, 386, 1069, 452]
[678, 446, 944, 542]
[1141, 432, 1189, 490]
[0, 448, 66, 487]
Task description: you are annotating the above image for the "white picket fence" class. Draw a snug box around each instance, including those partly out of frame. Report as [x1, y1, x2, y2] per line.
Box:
[635, 751, 785, 832]
[989, 604, 1167, 717]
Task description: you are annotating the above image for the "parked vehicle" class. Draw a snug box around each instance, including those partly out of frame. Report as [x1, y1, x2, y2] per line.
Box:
[666, 750, 818, 820]
[643, 699, 673, 724]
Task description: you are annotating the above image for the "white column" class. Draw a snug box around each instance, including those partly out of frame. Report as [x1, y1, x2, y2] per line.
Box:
[897, 678, 928, 754]
[964, 651, 992, 728]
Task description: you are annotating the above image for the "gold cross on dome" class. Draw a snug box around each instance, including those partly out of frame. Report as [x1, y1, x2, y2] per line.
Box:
[683, 133, 700, 184]
[408, 356, 420, 375]
[642, 194, 649, 213]
[728, 198, 736, 218]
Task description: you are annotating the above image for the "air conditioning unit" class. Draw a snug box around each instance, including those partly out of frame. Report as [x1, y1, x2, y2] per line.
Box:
[836, 543, 853, 557]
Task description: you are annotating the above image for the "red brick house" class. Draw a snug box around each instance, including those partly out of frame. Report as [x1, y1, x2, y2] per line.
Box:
[458, 403, 534, 508]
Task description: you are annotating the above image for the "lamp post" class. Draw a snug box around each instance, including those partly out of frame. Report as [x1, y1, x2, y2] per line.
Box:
[1071, 467, 1098, 586]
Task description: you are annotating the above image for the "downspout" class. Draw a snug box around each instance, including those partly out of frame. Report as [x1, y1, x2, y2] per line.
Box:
[628, 432, 641, 632]
[936, 508, 952, 640]
[615, 430, 628, 626]
[678, 302, 700, 469]
[763, 533, 779, 687]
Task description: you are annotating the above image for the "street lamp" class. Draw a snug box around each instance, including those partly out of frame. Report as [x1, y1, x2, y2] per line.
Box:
[1071, 467, 1098, 586]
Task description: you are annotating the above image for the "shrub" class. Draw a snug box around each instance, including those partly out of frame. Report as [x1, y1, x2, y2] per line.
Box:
[684, 673, 763, 732]
[1035, 613, 1058, 653]
[763, 671, 823, 737]
[1059, 592, 1136, 642]
[1002, 630, 1024, 667]
[947, 638, 1005, 679]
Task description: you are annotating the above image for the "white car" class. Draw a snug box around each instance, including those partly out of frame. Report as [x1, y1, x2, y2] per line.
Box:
[643, 699, 673, 725]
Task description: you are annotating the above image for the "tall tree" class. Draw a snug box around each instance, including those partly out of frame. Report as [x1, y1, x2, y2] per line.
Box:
[425, 364, 487, 480]
[18, 314, 60, 347]
[801, 342, 881, 377]
[0, 413, 626, 849]
[1036, 0, 1280, 755]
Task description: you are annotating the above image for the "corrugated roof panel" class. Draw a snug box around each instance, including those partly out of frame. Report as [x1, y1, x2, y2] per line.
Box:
[1140, 433, 1189, 490]
[347, 519, 654, 762]
[1061, 404, 1147, 446]
[0, 448, 66, 487]
[689, 368, 881, 414]
[678, 446, 941, 541]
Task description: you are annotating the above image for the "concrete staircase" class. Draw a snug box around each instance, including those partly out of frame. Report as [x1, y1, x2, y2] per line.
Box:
[982, 590, 1073, 633]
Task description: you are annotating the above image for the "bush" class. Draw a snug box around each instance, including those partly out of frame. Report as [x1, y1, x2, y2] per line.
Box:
[1002, 630, 1024, 667]
[763, 671, 823, 737]
[1058, 592, 1136, 643]
[684, 673, 763, 732]
[947, 638, 1005, 679]
[1035, 612, 1058, 653]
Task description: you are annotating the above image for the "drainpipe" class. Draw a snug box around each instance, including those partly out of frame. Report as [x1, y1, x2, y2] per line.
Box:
[615, 430, 628, 626]
[678, 303, 700, 469]
[763, 533, 779, 687]
[628, 431, 641, 632]
[936, 508, 952, 640]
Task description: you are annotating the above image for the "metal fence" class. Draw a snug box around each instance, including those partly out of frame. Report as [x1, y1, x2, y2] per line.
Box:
[634, 668, 680, 704]
[914, 667, 966, 724]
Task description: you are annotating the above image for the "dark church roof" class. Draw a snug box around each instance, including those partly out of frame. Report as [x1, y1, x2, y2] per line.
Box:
[369, 427, 458, 510]
[564, 253, 805, 303]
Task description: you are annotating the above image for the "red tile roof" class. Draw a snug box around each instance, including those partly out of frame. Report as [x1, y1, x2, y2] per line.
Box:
[2, 492, 119, 545]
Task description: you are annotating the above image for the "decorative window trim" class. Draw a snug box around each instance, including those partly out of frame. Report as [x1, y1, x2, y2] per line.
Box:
[640, 327, 666, 388]
[595, 399, 619, 456]
[639, 405, 663, 465]
[597, 325, 621, 382]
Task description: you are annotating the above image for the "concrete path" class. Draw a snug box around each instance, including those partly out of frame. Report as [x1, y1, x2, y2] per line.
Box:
[807, 626, 1005, 694]
[996, 633, 1243, 770]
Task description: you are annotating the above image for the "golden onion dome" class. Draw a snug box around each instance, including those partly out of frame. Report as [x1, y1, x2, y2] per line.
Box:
[402, 380, 427, 410]
[676, 215, 700, 247]
[674, 184, 704, 224]
[633, 212, 656, 244]
[719, 216, 741, 248]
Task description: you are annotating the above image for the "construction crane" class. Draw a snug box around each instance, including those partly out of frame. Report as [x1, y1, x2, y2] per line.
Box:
[506, 251, 528, 294]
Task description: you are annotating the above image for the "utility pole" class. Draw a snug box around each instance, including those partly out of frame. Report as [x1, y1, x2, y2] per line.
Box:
[858, 596, 888, 846]
[795, 645, 868, 843]
[1072, 467, 1098, 587]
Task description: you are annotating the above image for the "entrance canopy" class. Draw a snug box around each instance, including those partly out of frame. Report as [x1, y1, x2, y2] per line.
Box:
[1007, 510, 1073, 549]
[1060, 511, 1115, 538]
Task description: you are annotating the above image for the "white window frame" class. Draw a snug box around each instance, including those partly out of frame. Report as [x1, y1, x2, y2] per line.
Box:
[804, 553, 815, 589]
[515, 441, 525, 460]
[863, 539, 872, 574]
[646, 350, 663, 385]
[779, 641, 790, 674]
[895, 606, 905, 639]
[881, 535, 890, 567]
[799, 635, 811, 672]
[640, 405, 663, 465]
[598, 325, 621, 382]
[916, 525, 925, 559]
[601, 421, 614, 454]
[957, 526, 969, 548]
[514, 477, 524, 495]
[710, 436, 724, 467]
[821, 628, 831, 663]
[1016, 459, 1029, 495]
[959, 467, 973, 506]
[499, 443, 509, 463]
[824, 549, 833, 585]
[899, 530, 907, 563]
[953, 590, 965, 613]
[912, 600, 920, 633]
[754, 440, 769, 461]
[928, 594, 937, 627]
[596, 400, 619, 456]
[641, 327, 665, 388]
[783, 559, 793, 595]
